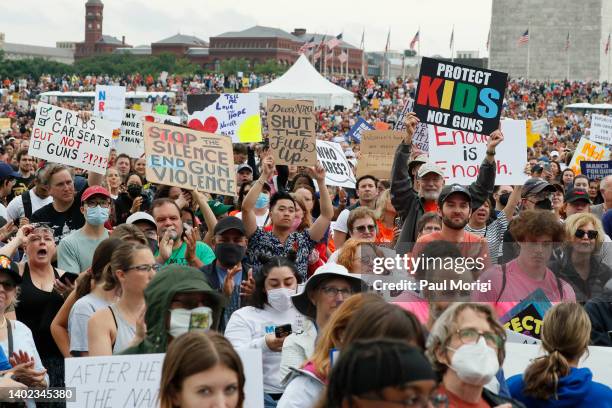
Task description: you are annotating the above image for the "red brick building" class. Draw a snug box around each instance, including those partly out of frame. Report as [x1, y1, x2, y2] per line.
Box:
[75, 0, 130, 59]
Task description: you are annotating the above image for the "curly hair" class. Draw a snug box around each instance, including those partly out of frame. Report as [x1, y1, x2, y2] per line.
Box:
[509, 209, 565, 242]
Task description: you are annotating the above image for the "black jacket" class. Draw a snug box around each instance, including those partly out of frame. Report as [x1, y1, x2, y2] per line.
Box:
[585, 291, 612, 347]
[390, 142, 496, 254]
[483, 387, 526, 408]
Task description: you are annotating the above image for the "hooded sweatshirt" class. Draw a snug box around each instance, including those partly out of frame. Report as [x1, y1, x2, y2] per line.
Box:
[121, 264, 226, 355]
[508, 367, 612, 408]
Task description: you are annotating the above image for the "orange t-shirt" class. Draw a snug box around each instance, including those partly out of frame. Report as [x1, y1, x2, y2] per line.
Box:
[424, 200, 438, 213]
[411, 230, 492, 272]
[376, 220, 394, 243]
[436, 385, 491, 408]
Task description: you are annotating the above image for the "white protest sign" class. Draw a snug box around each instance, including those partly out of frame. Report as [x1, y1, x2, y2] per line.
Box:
[316, 140, 356, 188]
[30, 103, 112, 174]
[394, 99, 429, 153]
[531, 118, 549, 135]
[590, 114, 612, 144]
[141, 102, 153, 112]
[504, 329, 541, 345]
[427, 119, 528, 185]
[66, 348, 264, 408]
[503, 343, 612, 386]
[94, 85, 126, 133]
[119, 110, 181, 158]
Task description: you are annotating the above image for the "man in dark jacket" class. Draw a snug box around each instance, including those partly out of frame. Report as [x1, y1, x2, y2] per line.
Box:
[391, 112, 504, 254]
[585, 290, 612, 346]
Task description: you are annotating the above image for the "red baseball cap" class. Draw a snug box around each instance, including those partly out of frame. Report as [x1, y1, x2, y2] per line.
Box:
[81, 186, 111, 203]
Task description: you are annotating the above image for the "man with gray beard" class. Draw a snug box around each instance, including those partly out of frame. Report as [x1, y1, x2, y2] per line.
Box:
[391, 112, 503, 254]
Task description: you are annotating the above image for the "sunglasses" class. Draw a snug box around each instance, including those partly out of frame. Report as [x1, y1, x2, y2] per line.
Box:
[575, 229, 598, 239]
[354, 224, 376, 233]
[0, 280, 16, 290]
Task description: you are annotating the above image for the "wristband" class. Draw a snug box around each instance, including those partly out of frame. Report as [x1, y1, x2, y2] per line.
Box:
[486, 150, 496, 156]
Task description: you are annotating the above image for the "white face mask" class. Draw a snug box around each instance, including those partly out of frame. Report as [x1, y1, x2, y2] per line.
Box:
[168, 306, 213, 338]
[448, 337, 500, 386]
[267, 288, 295, 312]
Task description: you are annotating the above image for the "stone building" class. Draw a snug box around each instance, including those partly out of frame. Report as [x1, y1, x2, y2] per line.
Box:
[489, 0, 612, 80]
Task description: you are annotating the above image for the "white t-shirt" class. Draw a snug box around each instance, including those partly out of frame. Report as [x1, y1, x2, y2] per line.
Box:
[68, 293, 113, 353]
[333, 208, 351, 234]
[235, 210, 269, 228]
[5, 190, 53, 222]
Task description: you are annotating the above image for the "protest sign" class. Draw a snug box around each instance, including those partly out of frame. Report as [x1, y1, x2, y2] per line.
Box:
[94, 85, 126, 138]
[499, 289, 552, 340]
[569, 138, 610, 175]
[580, 160, 612, 179]
[65, 349, 264, 408]
[187, 93, 262, 143]
[119, 110, 181, 158]
[530, 118, 549, 135]
[393, 99, 429, 153]
[525, 121, 542, 148]
[17, 100, 29, 110]
[155, 104, 169, 115]
[316, 140, 356, 188]
[504, 343, 612, 387]
[414, 57, 508, 134]
[266, 99, 317, 166]
[346, 117, 374, 143]
[374, 121, 390, 131]
[143, 122, 235, 196]
[394, 99, 413, 132]
[427, 119, 528, 185]
[590, 114, 612, 144]
[505, 329, 541, 345]
[141, 102, 153, 112]
[552, 115, 566, 128]
[30, 103, 113, 174]
[356, 131, 404, 179]
[0, 118, 10, 130]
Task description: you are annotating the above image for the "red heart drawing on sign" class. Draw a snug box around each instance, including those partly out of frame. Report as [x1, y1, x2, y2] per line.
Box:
[144, 115, 155, 122]
[188, 119, 205, 130]
[188, 117, 218, 132]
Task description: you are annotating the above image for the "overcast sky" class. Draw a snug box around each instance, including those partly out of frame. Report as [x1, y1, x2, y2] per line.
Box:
[0, 0, 493, 57]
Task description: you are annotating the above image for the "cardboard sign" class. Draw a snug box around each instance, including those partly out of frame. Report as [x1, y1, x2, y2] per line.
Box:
[94, 85, 126, 137]
[427, 119, 528, 185]
[144, 122, 235, 196]
[414, 57, 508, 134]
[119, 110, 181, 158]
[530, 118, 549, 135]
[187, 93, 262, 143]
[266, 99, 317, 166]
[316, 140, 356, 188]
[569, 138, 610, 175]
[552, 116, 566, 128]
[499, 289, 552, 340]
[590, 114, 612, 144]
[0, 118, 10, 130]
[65, 349, 264, 408]
[580, 160, 612, 179]
[346, 117, 374, 143]
[356, 130, 404, 179]
[30, 103, 113, 174]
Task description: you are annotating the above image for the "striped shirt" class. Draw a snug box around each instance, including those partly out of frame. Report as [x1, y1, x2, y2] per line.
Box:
[465, 212, 509, 264]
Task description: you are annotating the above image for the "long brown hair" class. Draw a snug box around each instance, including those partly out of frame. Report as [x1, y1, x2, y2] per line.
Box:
[102, 242, 149, 291]
[75, 238, 123, 299]
[522, 303, 591, 400]
[159, 331, 245, 408]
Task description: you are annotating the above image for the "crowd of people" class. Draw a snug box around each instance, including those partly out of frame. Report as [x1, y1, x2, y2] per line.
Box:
[0, 71, 610, 408]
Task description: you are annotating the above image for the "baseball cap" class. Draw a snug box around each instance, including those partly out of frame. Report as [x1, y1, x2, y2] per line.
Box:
[550, 150, 560, 158]
[437, 184, 472, 207]
[207, 200, 233, 217]
[0, 255, 21, 285]
[126, 211, 156, 229]
[551, 183, 564, 194]
[0, 162, 19, 179]
[521, 178, 556, 198]
[564, 188, 591, 204]
[81, 186, 111, 202]
[408, 154, 428, 174]
[236, 163, 253, 174]
[417, 162, 444, 178]
[213, 216, 246, 236]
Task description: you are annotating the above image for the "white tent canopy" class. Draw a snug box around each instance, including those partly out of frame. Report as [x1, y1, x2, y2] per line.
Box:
[251, 55, 355, 108]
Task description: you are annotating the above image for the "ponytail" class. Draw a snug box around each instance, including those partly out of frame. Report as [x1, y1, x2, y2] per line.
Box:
[522, 350, 571, 400]
[74, 268, 93, 300]
[102, 263, 118, 291]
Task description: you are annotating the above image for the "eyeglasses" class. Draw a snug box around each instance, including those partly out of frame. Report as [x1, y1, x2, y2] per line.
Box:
[354, 224, 376, 233]
[356, 393, 448, 408]
[575, 229, 598, 239]
[320, 286, 353, 298]
[85, 200, 111, 208]
[0, 280, 16, 290]
[455, 328, 502, 349]
[127, 264, 161, 273]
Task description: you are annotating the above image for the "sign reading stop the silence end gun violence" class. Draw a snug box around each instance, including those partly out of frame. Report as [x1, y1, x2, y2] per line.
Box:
[267, 99, 317, 166]
[414, 57, 508, 135]
[143, 122, 235, 196]
[30, 103, 113, 174]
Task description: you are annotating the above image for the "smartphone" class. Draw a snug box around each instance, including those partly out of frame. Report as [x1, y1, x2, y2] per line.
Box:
[275, 324, 292, 338]
[61, 272, 79, 285]
[394, 216, 403, 229]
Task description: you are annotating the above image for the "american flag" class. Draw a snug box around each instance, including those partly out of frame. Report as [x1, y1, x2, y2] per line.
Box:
[338, 50, 348, 64]
[518, 29, 529, 46]
[486, 29, 490, 50]
[298, 36, 315, 54]
[327, 33, 343, 50]
[449, 27, 454, 50]
[410, 30, 420, 50]
[384, 30, 391, 52]
[565, 32, 570, 51]
[606, 33, 611, 55]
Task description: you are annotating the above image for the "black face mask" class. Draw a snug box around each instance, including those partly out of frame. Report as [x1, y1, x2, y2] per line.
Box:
[127, 184, 142, 198]
[535, 198, 553, 210]
[499, 192, 510, 207]
[215, 243, 246, 268]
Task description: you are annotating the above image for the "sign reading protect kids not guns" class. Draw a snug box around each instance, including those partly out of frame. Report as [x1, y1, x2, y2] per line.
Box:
[414, 57, 508, 135]
[143, 122, 236, 196]
[30, 103, 113, 174]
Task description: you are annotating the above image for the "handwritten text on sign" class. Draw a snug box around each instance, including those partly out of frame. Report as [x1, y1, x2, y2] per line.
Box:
[267, 99, 317, 166]
[119, 109, 181, 158]
[356, 130, 405, 179]
[94, 85, 126, 135]
[316, 141, 356, 188]
[569, 138, 610, 175]
[427, 119, 527, 185]
[143, 122, 235, 196]
[590, 114, 612, 144]
[414, 57, 508, 134]
[29, 103, 113, 174]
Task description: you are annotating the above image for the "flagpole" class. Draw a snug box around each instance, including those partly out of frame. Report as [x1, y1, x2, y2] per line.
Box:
[566, 32, 570, 81]
[417, 26, 421, 75]
[527, 22, 531, 80]
[451, 26, 455, 63]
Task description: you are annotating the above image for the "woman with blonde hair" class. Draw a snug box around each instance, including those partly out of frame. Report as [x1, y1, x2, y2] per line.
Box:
[374, 189, 397, 244]
[549, 213, 612, 302]
[508, 303, 612, 407]
[159, 331, 245, 408]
